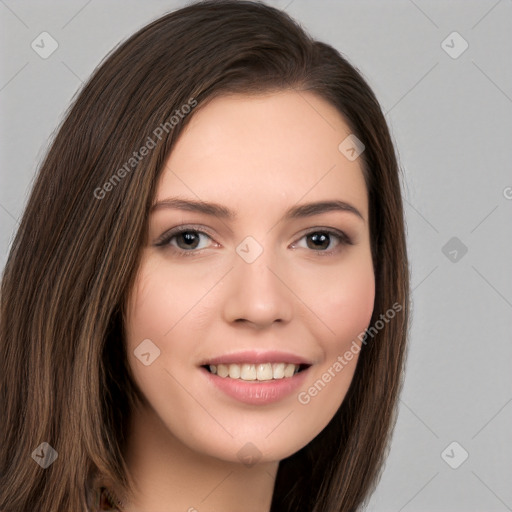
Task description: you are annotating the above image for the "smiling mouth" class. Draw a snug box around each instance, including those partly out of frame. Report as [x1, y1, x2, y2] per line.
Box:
[202, 362, 310, 381]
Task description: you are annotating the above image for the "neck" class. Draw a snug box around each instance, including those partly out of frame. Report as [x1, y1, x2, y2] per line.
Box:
[119, 403, 278, 512]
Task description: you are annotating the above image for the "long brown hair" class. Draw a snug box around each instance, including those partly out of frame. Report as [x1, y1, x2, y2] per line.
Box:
[0, 1, 410, 510]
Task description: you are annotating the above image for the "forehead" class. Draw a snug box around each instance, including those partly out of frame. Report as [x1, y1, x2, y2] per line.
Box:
[155, 90, 368, 219]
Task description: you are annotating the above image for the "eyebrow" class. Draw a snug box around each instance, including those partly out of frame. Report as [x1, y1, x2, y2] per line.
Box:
[150, 197, 365, 222]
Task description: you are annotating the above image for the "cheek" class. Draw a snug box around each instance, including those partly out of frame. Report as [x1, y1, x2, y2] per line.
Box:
[329, 264, 375, 348]
[290, 253, 374, 433]
[125, 257, 210, 344]
[124, 258, 218, 395]
[297, 252, 375, 352]
[124, 261, 187, 388]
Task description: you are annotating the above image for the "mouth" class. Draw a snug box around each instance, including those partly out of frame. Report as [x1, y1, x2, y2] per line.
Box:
[202, 362, 311, 382]
[198, 350, 314, 404]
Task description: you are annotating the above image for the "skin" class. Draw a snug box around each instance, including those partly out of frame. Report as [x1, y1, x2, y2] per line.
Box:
[122, 90, 375, 512]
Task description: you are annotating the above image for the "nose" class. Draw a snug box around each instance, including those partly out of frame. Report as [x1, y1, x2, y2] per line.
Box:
[222, 247, 293, 329]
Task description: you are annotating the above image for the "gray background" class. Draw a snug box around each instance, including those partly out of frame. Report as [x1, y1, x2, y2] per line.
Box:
[1, 1, 511, 510]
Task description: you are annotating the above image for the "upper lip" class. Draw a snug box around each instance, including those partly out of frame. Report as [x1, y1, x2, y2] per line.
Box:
[200, 350, 313, 366]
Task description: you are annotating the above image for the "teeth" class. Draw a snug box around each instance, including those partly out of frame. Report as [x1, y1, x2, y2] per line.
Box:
[273, 363, 285, 379]
[217, 364, 229, 378]
[256, 363, 273, 381]
[208, 362, 302, 381]
[284, 363, 296, 378]
[240, 363, 256, 380]
[228, 364, 241, 379]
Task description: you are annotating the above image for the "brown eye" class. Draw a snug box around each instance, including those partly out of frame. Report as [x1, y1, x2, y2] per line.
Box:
[155, 227, 214, 256]
[293, 229, 353, 255]
[306, 232, 331, 250]
[174, 231, 202, 250]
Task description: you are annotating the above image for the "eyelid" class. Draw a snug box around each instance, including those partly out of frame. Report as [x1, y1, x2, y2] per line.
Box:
[296, 226, 353, 245]
[154, 224, 216, 247]
[290, 227, 353, 254]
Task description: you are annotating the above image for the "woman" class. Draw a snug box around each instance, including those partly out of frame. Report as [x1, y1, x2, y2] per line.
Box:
[0, 1, 410, 511]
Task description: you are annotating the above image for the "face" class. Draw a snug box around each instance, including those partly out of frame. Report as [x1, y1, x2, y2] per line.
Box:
[125, 90, 375, 464]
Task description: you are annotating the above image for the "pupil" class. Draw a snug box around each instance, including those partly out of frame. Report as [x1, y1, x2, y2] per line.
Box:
[179, 232, 199, 249]
[308, 233, 329, 250]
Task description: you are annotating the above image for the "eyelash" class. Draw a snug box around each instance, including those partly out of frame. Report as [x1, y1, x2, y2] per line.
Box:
[154, 225, 353, 257]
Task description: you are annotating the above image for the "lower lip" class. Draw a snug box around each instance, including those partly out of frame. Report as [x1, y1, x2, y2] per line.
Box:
[201, 367, 310, 405]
